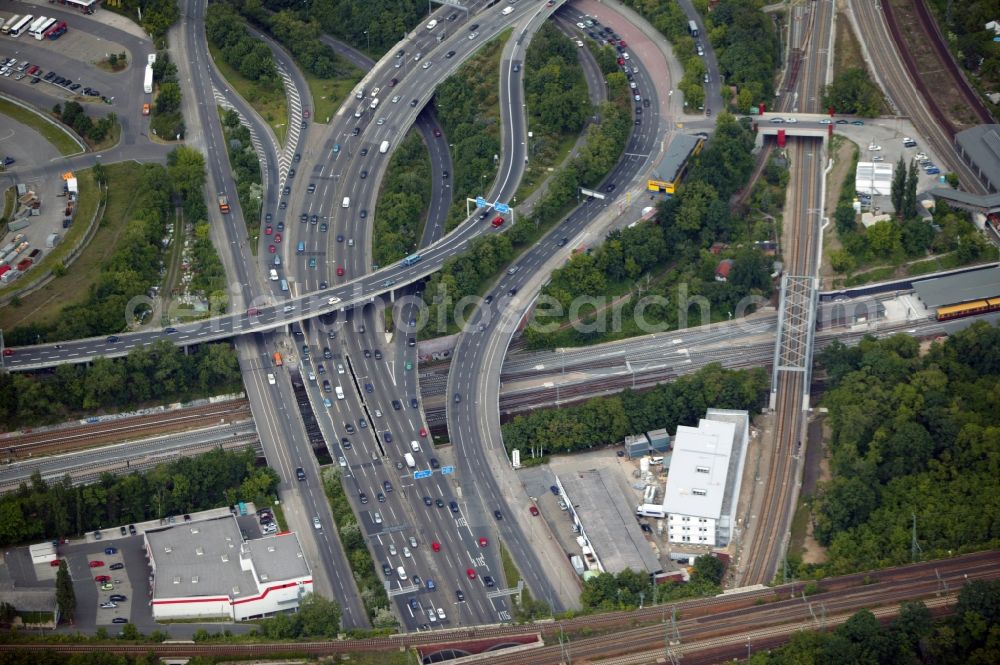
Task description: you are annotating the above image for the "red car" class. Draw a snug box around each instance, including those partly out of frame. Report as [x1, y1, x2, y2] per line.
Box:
[478, 537, 488, 548]
[2, 349, 13, 357]
[274, 233, 282, 243]
[529, 506, 539, 516]
[619, 40, 627, 47]
[50, 559, 61, 567]
[94, 575, 110, 582]
[617, 57, 625, 65]
[419, 427, 428, 438]
[336, 266, 345, 277]
[431, 541, 441, 552]
[89, 560, 105, 568]
[264, 225, 273, 235]
[268, 245, 276, 254]
[303, 109, 311, 118]
[466, 568, 476, 580]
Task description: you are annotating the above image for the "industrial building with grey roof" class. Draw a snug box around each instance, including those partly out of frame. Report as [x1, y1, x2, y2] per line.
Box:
[913, 268, 1000, 309]
[954, 125, 1000, 194]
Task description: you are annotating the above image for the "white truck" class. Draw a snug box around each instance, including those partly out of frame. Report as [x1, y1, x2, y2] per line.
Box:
[143, 64, 153, 94]
[404, 453, 416, 469]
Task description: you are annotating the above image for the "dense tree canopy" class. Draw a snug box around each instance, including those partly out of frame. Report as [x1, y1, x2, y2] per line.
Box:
[0, 447, 277, 547]
[502, 363, 767, 456]
[810, 323, 1000, 576]
[822, 68, 883, 117]
[205, 3, 279, 88]
[373, 131, 432, 267]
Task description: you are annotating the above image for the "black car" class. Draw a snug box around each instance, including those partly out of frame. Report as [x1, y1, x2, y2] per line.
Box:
[365, 383, 374, 394]
[296, 467, 306, 481]
[508, 287, 518, 296]
[120, 526, 127, 536]
[435, 498, 445, 508]
[469, 23, 479, 31]
[128, 525, 136, 535]
[110, 562, 124, 570]
[430, 458, 440, 469]
[442, 170, 449, 179]
[341, 438, 351, 449]
[383, 563, 393, 576]
[605, 183, 616, 193]
[382, 431, 393, 443]
[456, 589, 465, 601]
[106, 336, 120, 343]
[484, 294, 494, 304]
[643, 99, 650, 108]
[69, 83, 81, 91]
[284, 186, 291, 195]
[550, 485, 560, 495]
[300, 213, 308, 223]
[494, 510, 503, 520]
[288, 168, 296, 177]
[448, 12, 458, 21]
[384, 481, 393, 493]
[453, 393, 462, 404]
[310, 214, 318, 224]
[392, 399, 402, 410]
[294, 153, 301, 162]
[360, 492, 369, 504]
[44, 71, 55, 81]
[352, 127, 361, 136]
[345, 422, 356, 434]
[377, 492, 386, 503]
[360, 147, 369, 156]
[360, 209, 368, 219]
[409, 597, 419, 610]
[423, 496, 433, 506]
[109, 594, 127, 602]
[323, 347, 332, 359]
[557, 237, 568, 247]
[410, 397, 419, 409]
[363, 349, 371, 358]
[408, 337, 416, 347]
[360, 170, 368, 179]
[483, 576, 495, 588]
[112, 618, 128, 624]
[410, 99, 419, 107]
[445, 50, 456, 59]
[374, 349, 382, 360]
[449, 501, 459, 514]
[359, 417, 368, 429]
[307, 183, 316, 193]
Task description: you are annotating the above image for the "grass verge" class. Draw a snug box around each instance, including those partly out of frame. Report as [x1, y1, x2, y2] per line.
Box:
[270, 502, 288, 532]
[303, 69, 360, 124]
[208, 43, 287, 146]
[0, 98, 81, 156]
[0, 165, 133, 327]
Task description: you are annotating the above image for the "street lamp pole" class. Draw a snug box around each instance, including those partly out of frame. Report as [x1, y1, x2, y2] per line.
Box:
[364, 30, 370, 52]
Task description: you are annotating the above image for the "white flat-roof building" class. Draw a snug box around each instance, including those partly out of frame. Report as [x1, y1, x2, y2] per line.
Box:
[664, 409, 749, 548]
[855, 161, 893, 196]
[146, 515, 312, 621]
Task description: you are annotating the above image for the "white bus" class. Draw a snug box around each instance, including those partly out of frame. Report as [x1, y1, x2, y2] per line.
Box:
[31, 18, 57, 40]
[1, 15, 21, 35]
[26, 16, 47, 36]
[8, 15, 35, 38]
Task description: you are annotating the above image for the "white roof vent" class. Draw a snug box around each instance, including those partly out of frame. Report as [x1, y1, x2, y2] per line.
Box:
[195, 547, 204, 556]
[221, 553, 229, 563]
[172, 576, 181, 585]
[163, 546, 172, 553]
[191, 576, 199, 584]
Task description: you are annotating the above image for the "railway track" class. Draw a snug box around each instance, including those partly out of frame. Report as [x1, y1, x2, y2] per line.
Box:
[4, 550, 994, 660]
[0, 400, 253, 461]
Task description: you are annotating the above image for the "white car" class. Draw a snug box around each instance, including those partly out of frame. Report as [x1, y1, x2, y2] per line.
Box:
[915, 152, 928, 160]
[374, 408, 383, 417]
[308, 371, 316, 382]
[403, 546, 412, 558]
[868, 144, 881, 151]
[819, 119, 832, 124]
[370, 87, 380, 97]
[575, 39, 584, 47]
[422, 61, 431, 69]
[377, 117, 386, 125]
[392, 95, 401, 103]
[339, 456, 347, 467]
[469, 31, 479, 40]
[267, 373, 276, 385]
[374, 512, 383, 524]
[786, 117, 798, 123]
[409, 536, 418, 548]
[872, 155, 885, 162]
[327, 296, 341, 305]
[100, 602, 117, 609]
[388, 543, 397, 556]
[576, 22, 585, 29]
[426, 19, 438, 30]
[622, 52, 630, 60]
[436, 607, 446, 620]
[313, 517, 322, 530]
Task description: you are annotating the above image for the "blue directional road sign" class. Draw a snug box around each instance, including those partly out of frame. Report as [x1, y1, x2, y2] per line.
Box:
[476, 196, 488, 208]
[413, 470, 432, 479]
[441, 466, 455, 475]
[494, 201, 510, 214]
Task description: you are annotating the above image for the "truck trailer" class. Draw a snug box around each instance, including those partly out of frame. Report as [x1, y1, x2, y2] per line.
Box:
[143, 64, 153, 94]
[218, 194, 230, 213]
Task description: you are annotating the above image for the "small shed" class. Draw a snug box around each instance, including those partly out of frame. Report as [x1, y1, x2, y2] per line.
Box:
[715, 259, 734, 282]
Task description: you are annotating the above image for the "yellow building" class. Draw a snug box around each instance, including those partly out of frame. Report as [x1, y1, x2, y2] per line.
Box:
[647, 134, 703, 195]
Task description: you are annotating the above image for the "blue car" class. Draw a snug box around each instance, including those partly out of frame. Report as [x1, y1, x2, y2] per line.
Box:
[324, 397, 332, 407]
[426, 578, 435, 590]
[104, 547, 117, 555]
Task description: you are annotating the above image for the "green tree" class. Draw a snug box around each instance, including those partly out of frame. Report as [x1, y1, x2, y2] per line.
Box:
[167, 147, 206, 201]
[692, 554, 724, 585]
[891, 155, 906, 216]
[297, 593, 342, 637]
[821, 68, 882, 116]
[155, 81, 181, 115]
[902, 159, 919, 219]
[55, 560, 76, 623]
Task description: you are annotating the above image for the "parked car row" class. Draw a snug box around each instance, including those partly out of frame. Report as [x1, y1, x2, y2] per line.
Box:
[1, 56, 103, 98]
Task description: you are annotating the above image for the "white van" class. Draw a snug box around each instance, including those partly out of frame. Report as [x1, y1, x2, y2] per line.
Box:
[269, 268, 279, 281]
[410, 440, 421, 453]
[379, 140, 390, 154]
[502, 5, 513, 15]
[335, 385, 345, 400]
[397, 566, 407, 581]
[370, 97, 380, 110]
[342, 197, 350, 208]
